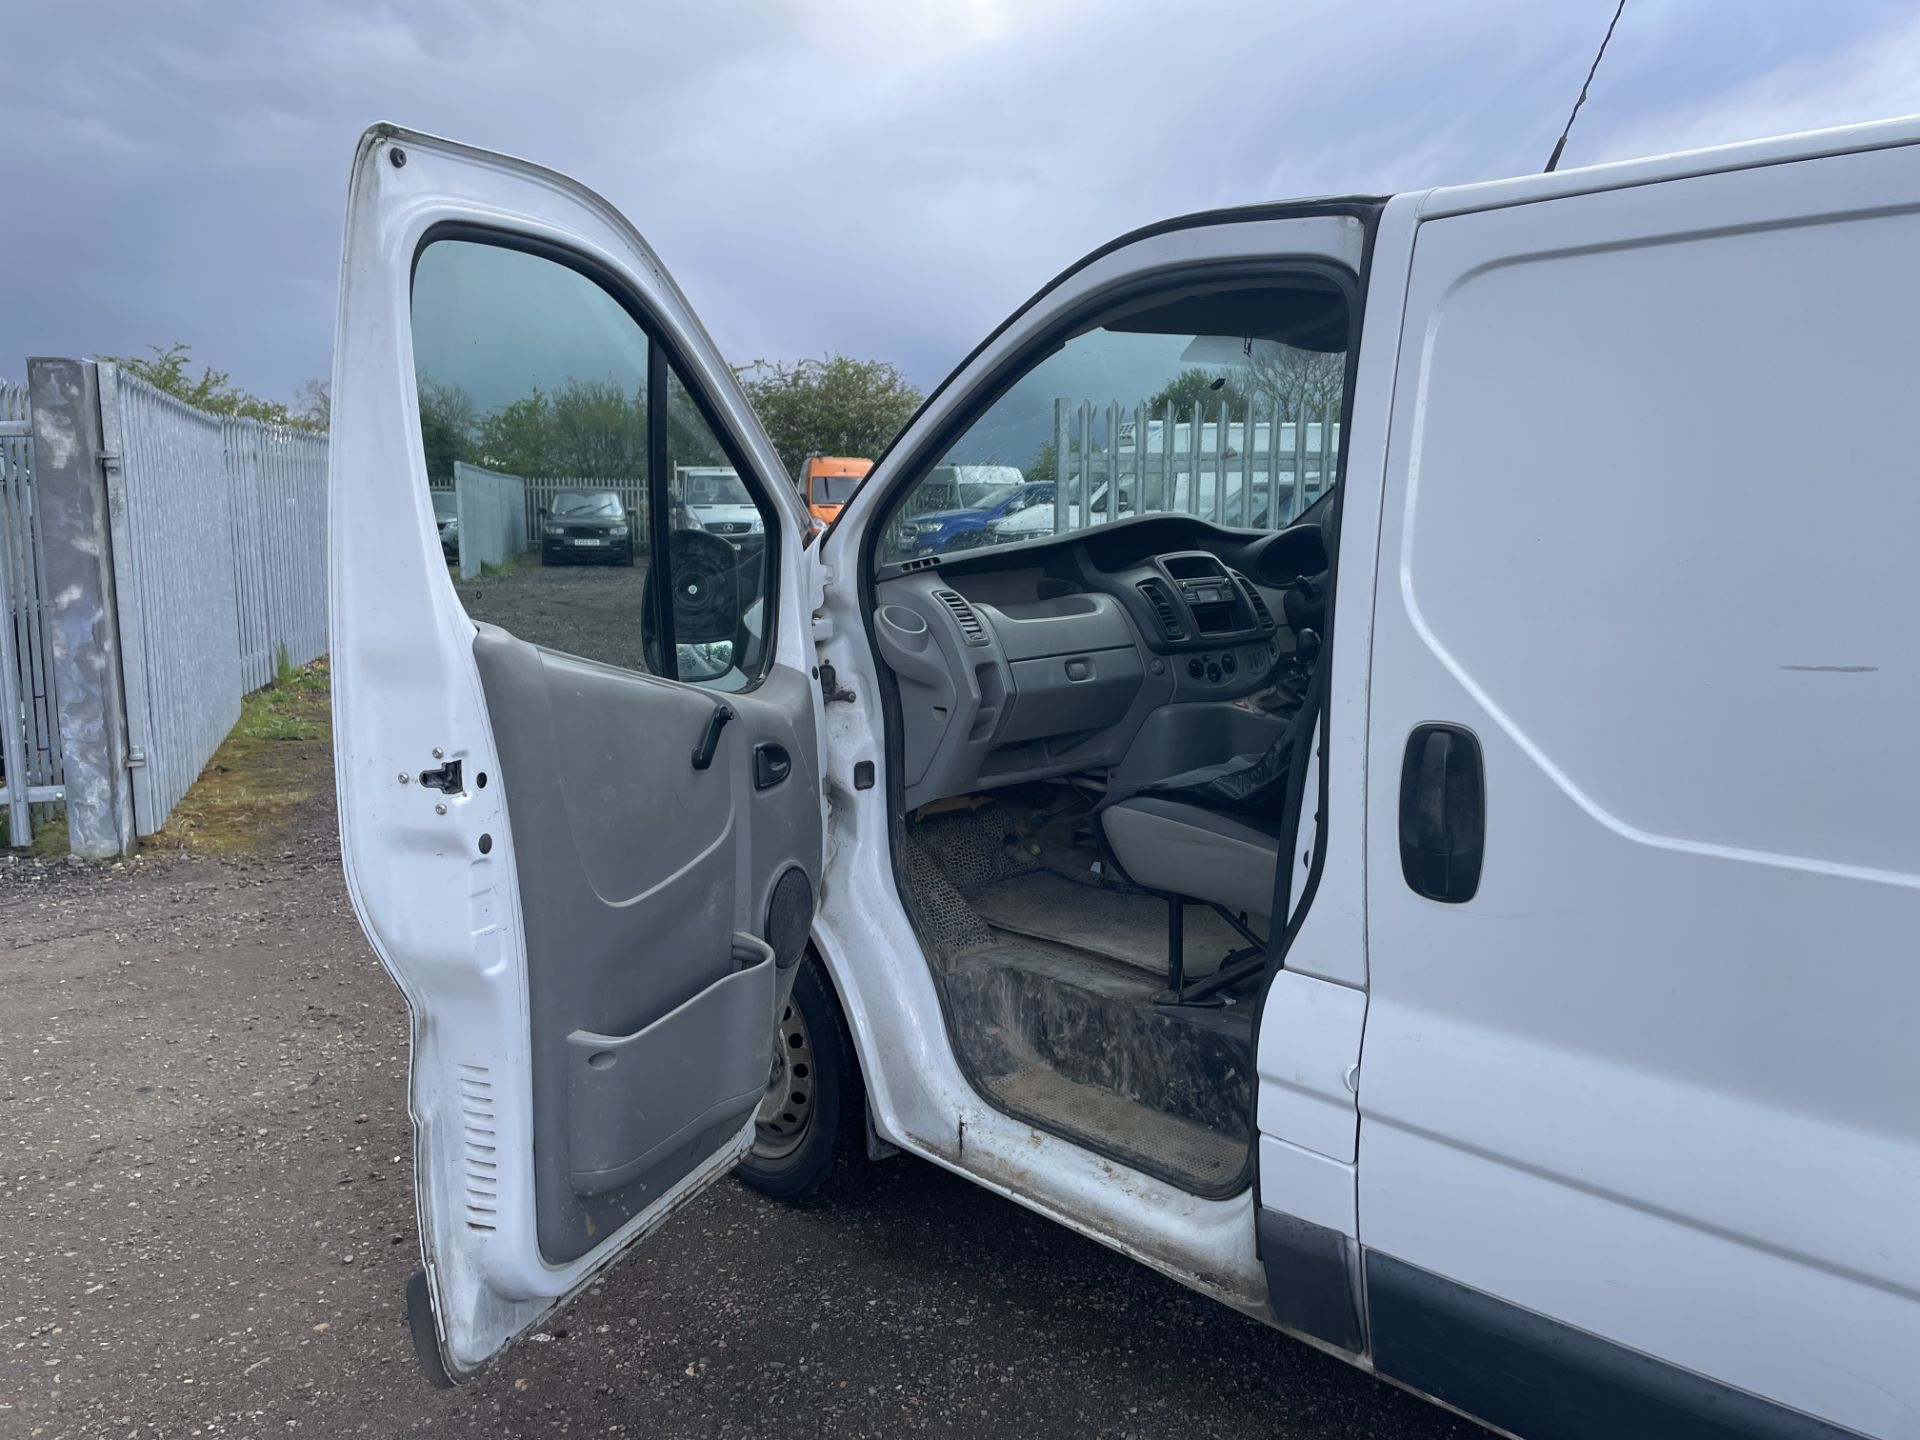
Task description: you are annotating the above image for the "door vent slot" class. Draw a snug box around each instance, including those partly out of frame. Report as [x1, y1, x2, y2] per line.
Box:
[1137, 579, 1184, 640]
[933, 589, 990, 646]
[457, 1064, 499, 1231]
[1232, 572, 1275, 628]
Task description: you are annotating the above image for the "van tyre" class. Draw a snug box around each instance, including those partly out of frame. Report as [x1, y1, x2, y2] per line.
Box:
[737, 956, 868, 1203]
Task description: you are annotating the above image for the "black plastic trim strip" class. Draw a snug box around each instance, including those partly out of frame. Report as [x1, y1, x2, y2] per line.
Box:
[1257, 1209, 1364, 1354]
[1367, 1252, 1869, 1440]
[645, 339, 678, 674]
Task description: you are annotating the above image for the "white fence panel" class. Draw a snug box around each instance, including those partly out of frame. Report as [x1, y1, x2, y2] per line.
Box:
[453, 461, 528, 578]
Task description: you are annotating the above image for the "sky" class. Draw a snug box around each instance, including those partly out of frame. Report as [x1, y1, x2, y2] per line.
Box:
[3, 0, 1918, 408]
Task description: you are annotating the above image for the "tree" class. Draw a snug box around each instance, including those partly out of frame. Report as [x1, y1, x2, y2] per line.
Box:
[103, 343, 322, 430]
[1246, 346, 1345, 425]
[1143, 368, 1253, 421]
[1144, 348, 1344, 426]
[548, 378, 648, 476]
[417, 377, 478, 483]
[1023, 436, 1058, 488]
[471, 377, 648, 479]
[294, 377, 331, 429]
[734, 354, 923, 478]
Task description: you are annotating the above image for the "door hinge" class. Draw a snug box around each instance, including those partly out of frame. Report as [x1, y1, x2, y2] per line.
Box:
[126, 746, 146, 769]
[818, 661, 855, 705]
[99, 451, 121, 476]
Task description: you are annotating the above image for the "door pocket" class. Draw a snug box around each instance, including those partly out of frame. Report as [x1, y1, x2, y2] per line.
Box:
[563, 935, 776, 1197]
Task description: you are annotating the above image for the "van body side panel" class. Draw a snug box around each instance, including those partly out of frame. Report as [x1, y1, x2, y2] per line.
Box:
[1359, 142, 1920, 1438]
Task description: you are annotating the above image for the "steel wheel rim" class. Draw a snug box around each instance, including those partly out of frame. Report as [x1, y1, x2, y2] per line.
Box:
[753, 996, 814, 1160]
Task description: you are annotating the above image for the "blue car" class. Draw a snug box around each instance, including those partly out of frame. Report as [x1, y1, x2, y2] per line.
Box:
[892, 481, 1054, 559]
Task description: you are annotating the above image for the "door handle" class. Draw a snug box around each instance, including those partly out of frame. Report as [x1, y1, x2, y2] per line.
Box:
[691, 703, 733, 771]
[1398, 723, 1484, 903]
[753, 742, 791, 790]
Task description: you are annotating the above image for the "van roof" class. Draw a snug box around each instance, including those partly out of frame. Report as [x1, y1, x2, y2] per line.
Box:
[1418, 112, 1920, 219]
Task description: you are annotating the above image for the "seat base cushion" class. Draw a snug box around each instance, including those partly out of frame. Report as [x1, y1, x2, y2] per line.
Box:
[1101, 794, 1282, 920]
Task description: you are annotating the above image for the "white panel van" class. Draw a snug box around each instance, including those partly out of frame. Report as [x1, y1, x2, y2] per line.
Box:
[329, 117, 1919, 1438]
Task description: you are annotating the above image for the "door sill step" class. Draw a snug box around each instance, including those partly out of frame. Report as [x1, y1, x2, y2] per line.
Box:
[981, 1062, 1247, 1191]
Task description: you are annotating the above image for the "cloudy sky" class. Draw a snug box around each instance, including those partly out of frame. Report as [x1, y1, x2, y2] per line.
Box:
[3, 0, 1917, 406]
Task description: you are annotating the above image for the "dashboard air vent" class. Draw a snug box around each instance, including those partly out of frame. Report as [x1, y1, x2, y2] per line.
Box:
[1137, 579, 1184, 640]
[900, 555, 940, 572]
[1233, 572, 1275, 629]
[933, 589, 990, 646]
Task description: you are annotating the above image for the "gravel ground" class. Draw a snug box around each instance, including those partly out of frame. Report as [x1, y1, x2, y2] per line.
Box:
[456, 555, 651, 673]
[0, 564, 1474, 1440]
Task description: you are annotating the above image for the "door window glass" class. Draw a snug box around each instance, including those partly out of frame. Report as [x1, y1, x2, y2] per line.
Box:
[880, 276, 1348, 563]
[410, 237, 774, 685]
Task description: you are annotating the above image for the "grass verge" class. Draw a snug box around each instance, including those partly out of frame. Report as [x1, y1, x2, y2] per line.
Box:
[149, 659, 333, 854]
[0, 807, 68, 858]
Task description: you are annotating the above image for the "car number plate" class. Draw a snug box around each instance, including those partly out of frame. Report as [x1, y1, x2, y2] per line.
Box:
[573, 538, 604, 546]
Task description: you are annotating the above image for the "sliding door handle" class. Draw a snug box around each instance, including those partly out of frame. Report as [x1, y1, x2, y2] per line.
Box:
[1398, 723, 1484, 903]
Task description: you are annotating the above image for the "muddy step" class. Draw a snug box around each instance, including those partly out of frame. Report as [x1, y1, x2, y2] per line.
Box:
[943, 942, 1254, 1141]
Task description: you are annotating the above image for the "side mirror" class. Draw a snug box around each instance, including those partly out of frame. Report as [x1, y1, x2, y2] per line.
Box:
[1004, 498, 1026, 515]
[537, 505, 549, 519]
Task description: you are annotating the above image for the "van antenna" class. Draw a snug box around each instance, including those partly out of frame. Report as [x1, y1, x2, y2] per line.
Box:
[1544, 0, 1628, 173]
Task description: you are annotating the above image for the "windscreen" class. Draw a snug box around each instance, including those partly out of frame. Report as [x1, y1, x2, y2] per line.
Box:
[814, 473, 864, 504]
[551, 491, 623, 517]
[880, 276, 1348, 563]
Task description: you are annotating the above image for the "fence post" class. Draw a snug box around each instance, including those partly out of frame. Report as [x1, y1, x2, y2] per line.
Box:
[0, 458, 29, 845]
[27, 358, 135, 857]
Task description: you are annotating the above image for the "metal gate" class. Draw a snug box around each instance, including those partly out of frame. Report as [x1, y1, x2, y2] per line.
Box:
[0, 380, 63, 846]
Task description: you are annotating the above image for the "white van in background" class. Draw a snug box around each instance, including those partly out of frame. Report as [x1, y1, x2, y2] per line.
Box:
[329, 117, 1919, 1439]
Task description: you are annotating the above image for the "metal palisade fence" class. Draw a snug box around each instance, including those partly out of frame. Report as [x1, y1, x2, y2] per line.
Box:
[2, 360, 329, 854]
[0, 379, 64, 845]
[1051, 396, 1340, 533]
[222, 408, 328, 691]
[99, 366, 328, 833]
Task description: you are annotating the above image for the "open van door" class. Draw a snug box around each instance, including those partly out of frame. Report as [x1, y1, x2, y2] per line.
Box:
[328, 126, 824, 1383]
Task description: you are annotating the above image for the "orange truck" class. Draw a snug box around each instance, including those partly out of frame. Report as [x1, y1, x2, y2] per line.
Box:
[797, 454, 871, 530]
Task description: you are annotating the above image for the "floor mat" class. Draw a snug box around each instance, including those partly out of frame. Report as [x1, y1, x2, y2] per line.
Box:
[983, 1063, 1246, 1190]
[962, 869, 1250, 979]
